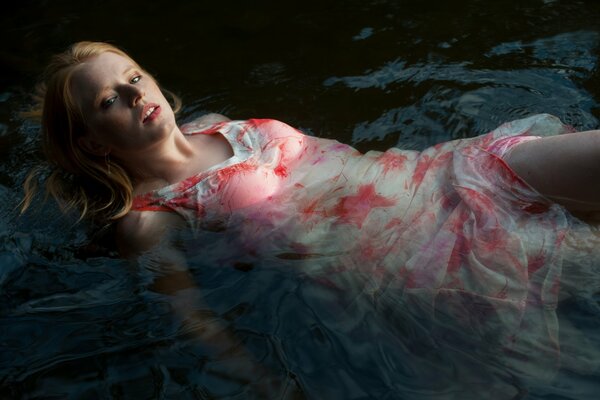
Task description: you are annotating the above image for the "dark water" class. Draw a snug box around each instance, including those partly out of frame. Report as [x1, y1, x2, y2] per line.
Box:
[1, 0, 600, 399]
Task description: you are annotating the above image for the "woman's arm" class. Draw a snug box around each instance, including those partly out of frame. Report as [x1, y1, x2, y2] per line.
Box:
[117, 211, 298, 397]
[117, 210, 249, 353]
[504, 129, 600, 213]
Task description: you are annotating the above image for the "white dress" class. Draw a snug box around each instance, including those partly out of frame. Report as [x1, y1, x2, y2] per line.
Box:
[133, 114, 600, 381]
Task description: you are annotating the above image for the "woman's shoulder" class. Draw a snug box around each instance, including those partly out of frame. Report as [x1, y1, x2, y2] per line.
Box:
[116, 209, 186, 258]
[180, 113, 231, 135]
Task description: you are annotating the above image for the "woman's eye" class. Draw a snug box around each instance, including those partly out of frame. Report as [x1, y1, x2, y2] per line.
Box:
[130, 75, 142, 84]
[102, 97, 117, 109]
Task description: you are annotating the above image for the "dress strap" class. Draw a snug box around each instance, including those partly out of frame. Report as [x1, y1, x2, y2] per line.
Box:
[131, 193, 173, 212]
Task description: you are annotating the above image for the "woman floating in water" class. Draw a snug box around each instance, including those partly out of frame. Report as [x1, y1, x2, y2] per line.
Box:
[22, 41, 600, 395]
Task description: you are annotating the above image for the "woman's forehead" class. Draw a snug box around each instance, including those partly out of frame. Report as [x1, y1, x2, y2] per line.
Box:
[71, 52, 137, 105]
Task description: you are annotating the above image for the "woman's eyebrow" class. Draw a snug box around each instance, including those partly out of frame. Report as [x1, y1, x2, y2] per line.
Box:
[122, 65, 136, 76]
[93, 65, 138, 106]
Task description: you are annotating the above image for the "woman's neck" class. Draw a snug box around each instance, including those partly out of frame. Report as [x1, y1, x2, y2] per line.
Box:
[117, 126, 198, 188]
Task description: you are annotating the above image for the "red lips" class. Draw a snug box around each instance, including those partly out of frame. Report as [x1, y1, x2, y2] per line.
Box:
[141, 103, 161, 123]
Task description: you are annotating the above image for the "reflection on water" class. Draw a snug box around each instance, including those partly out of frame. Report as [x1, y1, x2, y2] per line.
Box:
[325, 30, 599, 150]
[1, 0, 600, 398]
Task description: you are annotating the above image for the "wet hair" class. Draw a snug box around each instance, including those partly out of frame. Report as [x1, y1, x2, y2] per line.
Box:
[21, 41, 181, 224]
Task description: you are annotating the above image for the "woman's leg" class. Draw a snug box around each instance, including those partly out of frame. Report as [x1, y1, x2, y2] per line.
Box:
[504, 130, 600, 213]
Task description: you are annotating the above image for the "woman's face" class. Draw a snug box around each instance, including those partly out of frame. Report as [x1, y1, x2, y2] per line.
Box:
[71, 51, 176, 158]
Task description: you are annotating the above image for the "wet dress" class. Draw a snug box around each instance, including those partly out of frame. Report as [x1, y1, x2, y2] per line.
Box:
[132, 114, 600, 380]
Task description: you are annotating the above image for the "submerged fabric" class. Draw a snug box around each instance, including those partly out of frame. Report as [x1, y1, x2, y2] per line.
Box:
[132, 114, 600, 380]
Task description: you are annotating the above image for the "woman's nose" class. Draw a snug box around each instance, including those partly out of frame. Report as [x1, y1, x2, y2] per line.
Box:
[127, 85, 145, 107]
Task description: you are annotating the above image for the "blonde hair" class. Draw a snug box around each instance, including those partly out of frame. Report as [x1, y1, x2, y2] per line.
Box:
[21, 41, 182, 223]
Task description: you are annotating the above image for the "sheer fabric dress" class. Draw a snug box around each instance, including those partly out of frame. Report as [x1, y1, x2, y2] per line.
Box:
[132, 114, 600, 379]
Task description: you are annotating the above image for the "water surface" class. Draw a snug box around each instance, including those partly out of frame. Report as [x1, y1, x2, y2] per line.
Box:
[1, 0, 600, 398]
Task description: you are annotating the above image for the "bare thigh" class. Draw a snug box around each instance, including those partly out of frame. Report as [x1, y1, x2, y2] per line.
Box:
[504, 130, 600, 213]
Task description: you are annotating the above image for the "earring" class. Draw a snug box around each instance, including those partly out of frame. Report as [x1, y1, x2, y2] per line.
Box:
[105, 152, 111, 176]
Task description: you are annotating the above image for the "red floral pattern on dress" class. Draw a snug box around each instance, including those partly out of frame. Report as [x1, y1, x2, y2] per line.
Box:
[131, 114, 597, 379]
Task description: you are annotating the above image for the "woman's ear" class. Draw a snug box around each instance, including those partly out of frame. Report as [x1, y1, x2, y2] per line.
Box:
[78, 134, 110, 156]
